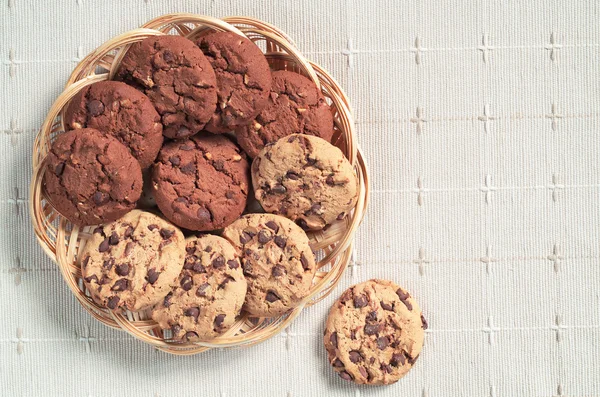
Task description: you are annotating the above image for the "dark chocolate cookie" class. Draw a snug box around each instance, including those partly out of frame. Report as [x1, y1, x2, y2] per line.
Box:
[152, 133, 250, 231]
[43, 128, 143, 226]
[64, 80, 163, 169]
[196, 32, 271, 133]
[115, 35, 218, 139]
[236, 70, 334, 158]
[323, 279, 426, 385]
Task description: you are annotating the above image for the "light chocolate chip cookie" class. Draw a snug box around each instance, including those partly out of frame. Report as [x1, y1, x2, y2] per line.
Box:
[323, 279, 427, 385]
[222, 213, 316, 317]
[80, 210, 185, 311]
[252, 134, 358, 230]
[151, 235, 247, 342]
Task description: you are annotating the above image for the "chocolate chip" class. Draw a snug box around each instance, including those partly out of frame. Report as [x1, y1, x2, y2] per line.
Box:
[391, 353, 406, 367]
[124, 226, 134, 238]
[309, 203, 321, 214]
[272, 265, 286, 277]
[270, 184, 286, 194]
[296, 219, 309, 230]
[300, 253, 311, 271]
[407, 353, 419, 365]
[146, 268, 160, 284]
[219, 276, 234, 289]
[214, 314, 225, 328]
[326, 175, 335, 186]
[93, 191, 108, 205]
[396, 288, 413, 310]
[353, 295, 368, 308]
[377, 336, 389, 350]
[349, 351, 362, 363]
[176, 127, 191, 138]
[180, 162, 195, 174]
[305, 156, 317, 167]
[175, 197, 188, 205]
[265, 290, 280, 302]
[180, 275, 192, 291]
[84, 275, 98, 284]
[185, 245, 195, 254]
[336, 212, 345, 221]
[87, 100, 105, 116]
[286, 171, 299, 180]
[332, 358, 344, 368]
[54, 162, 65, 176]
[204, 246, 212, 252]
[225, 190, 235, 199]
[124, 242, 134, 255]
[111, 278, 129, 291]
[115, 263, 130, 276]
[265, 221, 279, 233]
[380, 363, 393, 374]
[183, 256, 195, 270]
[421, 314, 428, 330]
[93, 226, 103, 235]
[184, 307, 200, 321]
[338, 371, 353, 381]
[159, 229, 174, 240]
[240, 231, 253, 244]
[381, 301, 394, 311]
[184, 331, 198, 340]
[193, 262, 206, 273]
[350, 330, 357, 340]
[196, 283, 209, 297]
[179, 142, 195, 151]
[211, 255, 225, 269]
[366, 311, 378, 322]
[242, 261, 253, 276]
[171, 324, 182, 336]
[364, 324, 380, 335]
[147, 224, 158, 231]
[109, 232, 119, 245]
[169, 155, 180, 166]
[103, 258, 114, 270]
[274, 235, 287, 249]
[358, 366, 369, 379]
[81, 256, 90, 268]
[213, 160, 224, 171]
[257, 230, 272, 244]
[163, 49, 174, 63]
[330, 332, 338, 348]
[163, 292, 173, 308]
[98, 238, 110, 252]
[227, 259, 239, 269]
[107, 296, 120, 309]
[197, 207, 211, 222]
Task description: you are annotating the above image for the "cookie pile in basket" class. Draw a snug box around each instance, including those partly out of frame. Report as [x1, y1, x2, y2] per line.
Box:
[43, 33, 358, 339]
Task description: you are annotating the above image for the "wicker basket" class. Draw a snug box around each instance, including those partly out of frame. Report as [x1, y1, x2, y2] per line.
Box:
[29, 14, 369, 355]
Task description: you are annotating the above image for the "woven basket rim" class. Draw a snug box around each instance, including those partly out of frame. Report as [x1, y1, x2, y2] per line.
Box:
[29, 13, 370, 355]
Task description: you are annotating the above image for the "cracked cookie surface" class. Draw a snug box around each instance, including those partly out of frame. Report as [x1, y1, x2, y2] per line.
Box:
[196, 31, 271, 134]
[43, 128, 142, 226]
[80, 210, 185, 311]
[323, 279, 427, 385]
[222, 213, 316, 317]
[115, 35, 217, 139]
[152, 133, 250, 231]
[151, 234, 247, 341]
[252, 134, 358, 230]
[236, 70, 334, 158]
[64, 81, 163, 169]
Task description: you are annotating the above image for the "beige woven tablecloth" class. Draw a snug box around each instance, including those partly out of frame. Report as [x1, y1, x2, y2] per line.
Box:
[2, 1, 599, 396]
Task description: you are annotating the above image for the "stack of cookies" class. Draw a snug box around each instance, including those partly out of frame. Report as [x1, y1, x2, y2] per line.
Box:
[43, 32, 359, 342]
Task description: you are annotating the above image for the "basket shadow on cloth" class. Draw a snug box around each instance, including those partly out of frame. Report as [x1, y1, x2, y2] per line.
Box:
[29, 14, 369, 355]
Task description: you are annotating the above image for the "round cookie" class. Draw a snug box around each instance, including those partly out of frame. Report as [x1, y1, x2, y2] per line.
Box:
[152, 133, 250, 231]
[222, 213, 316, 317]
[196, 31, 272, 134]
[43, 128, 142, 226]
[323, 279, 427, 385]
[80, 210, 185, 311]
[115, 35, 217, 139]
[151, 235, 247, 342]
[64, 81, 163, 169]
[252, 134, 358, 230]
[236, 70, 334, 158]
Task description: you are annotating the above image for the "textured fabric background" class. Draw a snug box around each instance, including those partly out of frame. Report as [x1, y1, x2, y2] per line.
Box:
[2, 1, 599, 396]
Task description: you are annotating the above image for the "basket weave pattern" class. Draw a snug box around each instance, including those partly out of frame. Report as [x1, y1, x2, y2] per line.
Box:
[29, 14, 369, 355]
